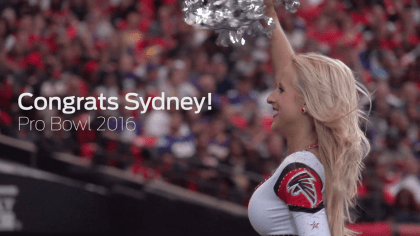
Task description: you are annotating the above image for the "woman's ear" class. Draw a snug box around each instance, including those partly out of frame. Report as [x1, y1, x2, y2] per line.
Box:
[295, 93, 305, 107]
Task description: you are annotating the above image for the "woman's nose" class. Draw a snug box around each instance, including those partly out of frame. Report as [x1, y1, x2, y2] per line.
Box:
[267, 91, 274, 105]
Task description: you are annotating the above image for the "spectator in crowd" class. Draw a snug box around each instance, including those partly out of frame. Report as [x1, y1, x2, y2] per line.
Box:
[393, 188, 420, 223]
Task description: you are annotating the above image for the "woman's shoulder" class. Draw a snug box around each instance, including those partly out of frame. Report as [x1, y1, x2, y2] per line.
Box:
[283, 151, 323, 167]
[280, 151, 326, 183]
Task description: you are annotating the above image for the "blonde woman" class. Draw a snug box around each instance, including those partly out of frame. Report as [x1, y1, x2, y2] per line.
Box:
[247, 1, 372, 236]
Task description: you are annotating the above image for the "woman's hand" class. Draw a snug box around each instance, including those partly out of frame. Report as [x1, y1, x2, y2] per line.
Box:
[264, 0, 275, 9]
[262, 0, 278, 21]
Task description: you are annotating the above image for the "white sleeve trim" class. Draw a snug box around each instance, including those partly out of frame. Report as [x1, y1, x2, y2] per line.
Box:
[292, 209, 331, 236]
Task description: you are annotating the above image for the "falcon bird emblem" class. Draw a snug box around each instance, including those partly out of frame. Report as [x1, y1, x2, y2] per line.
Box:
[286, 170, 317, 207]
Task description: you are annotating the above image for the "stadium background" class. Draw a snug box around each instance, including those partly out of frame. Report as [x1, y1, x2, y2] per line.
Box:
[0, 0, 420, 235]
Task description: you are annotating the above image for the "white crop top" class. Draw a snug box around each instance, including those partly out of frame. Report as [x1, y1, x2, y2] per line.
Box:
[248, 151, 331, 236]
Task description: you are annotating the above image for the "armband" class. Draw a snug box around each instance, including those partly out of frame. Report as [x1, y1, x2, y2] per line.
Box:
[274, 162, 324, 213]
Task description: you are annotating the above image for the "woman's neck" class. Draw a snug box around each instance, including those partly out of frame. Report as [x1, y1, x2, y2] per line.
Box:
[285, 132, 318, 155]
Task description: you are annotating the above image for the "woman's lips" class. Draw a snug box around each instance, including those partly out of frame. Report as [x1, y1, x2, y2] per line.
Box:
[273, 108, 278, 118]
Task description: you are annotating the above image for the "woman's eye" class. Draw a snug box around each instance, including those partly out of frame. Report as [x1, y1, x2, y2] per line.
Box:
[278, 87, 284, 93]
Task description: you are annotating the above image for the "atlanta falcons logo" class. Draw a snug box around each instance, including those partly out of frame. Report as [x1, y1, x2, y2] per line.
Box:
[286, 170, 317, 207]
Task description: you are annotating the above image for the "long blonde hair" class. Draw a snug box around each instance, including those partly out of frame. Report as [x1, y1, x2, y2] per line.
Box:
[290, 53, 372, 236]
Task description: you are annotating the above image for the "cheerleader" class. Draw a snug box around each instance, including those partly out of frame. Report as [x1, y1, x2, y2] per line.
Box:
[247, 1, 372, 235]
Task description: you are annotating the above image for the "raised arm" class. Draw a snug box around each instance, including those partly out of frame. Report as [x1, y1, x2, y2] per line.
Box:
[262, 0, 295, 75]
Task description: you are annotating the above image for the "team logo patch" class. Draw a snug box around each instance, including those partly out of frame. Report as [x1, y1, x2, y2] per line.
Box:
[286, 170, 317, 207]
[274, 163, 324, 211]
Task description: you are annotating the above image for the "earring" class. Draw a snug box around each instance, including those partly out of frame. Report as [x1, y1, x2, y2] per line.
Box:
[302, 108, 306, 113]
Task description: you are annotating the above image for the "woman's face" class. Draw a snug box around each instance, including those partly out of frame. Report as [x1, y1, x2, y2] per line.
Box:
[267, 64, 304, 133]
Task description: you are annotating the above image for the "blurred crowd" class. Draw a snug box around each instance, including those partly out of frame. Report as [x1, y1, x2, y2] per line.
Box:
[0, 0, 419, 223]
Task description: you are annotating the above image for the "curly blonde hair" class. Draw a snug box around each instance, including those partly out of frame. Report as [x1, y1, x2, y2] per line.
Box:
[291, 52, 372, 236]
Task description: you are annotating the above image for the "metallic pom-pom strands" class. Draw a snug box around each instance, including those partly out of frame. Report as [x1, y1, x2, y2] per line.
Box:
[183, 0, 300, 47]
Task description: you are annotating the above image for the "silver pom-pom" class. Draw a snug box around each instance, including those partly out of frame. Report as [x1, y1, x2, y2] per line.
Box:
[183, 0, 300, 47]
[283, 0, 300, 13]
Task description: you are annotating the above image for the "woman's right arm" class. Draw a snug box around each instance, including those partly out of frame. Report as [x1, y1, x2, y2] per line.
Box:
[263, 1, 295, 75]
